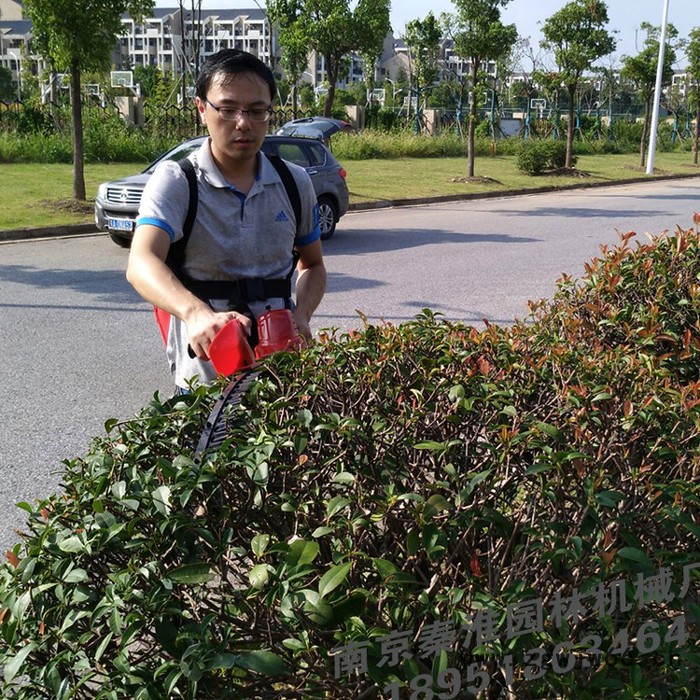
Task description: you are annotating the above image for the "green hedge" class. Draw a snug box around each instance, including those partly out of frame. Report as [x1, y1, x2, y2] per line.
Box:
[0, 223, 699, 698]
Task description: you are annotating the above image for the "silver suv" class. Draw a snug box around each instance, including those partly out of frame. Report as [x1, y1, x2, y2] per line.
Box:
[95, 135, 349, 246]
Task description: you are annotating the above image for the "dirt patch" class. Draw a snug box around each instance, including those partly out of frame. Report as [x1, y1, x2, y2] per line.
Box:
[623, 165, 670, 175]
[545, 167, 591, 178]
[450, 176, 502, 184]
[40, 198, 94, 215]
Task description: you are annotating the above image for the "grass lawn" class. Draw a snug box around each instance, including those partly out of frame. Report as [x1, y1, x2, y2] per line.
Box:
[1, 152, 698, 231]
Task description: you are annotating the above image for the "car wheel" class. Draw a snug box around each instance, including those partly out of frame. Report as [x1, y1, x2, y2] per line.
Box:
[109, 232, 132, 248]
[317, 196, 338, 241]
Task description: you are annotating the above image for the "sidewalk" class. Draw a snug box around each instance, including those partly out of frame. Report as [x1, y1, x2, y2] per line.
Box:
[2, 171, 699, 244]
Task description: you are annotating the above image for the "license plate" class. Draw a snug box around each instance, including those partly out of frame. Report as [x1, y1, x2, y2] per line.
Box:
[108, 217, 134, 232]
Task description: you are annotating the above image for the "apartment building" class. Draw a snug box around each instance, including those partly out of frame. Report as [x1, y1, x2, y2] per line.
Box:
[115, 7, 274, 78]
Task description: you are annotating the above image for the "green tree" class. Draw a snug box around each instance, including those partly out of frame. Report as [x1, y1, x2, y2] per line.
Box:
[445, 0, 517, 177]
[403, 13, 441, 133]
[687, 26, 700, 165]
[356, 0, 390, 99]
[540, 0, 616, 168]
[0, 66, 16, 101]
[621, 22, 678, 168]
[23, 0, 154, 200]
[267, 0, 390, 117]
[266, 1, 311, 116]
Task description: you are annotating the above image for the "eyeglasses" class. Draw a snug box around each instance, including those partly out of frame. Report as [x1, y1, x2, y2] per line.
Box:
[205, 99, 273, 123]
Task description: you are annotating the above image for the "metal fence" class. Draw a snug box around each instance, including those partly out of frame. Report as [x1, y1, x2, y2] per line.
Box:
[0, 99, 319, 139]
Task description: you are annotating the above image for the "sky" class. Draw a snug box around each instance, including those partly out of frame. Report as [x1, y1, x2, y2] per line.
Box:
[154, 0, 695, 67]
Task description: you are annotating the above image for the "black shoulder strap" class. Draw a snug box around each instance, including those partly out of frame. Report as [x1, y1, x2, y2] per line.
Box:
[268, 154, 302, 230]
[165, 158, 198, 272]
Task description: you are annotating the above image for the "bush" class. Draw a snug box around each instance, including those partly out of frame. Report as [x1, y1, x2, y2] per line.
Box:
[1, 221, 699, 698]
[516, 139, 577, 174]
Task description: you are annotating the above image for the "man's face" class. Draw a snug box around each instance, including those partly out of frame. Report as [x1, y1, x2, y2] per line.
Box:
[196, 71, 272, 171]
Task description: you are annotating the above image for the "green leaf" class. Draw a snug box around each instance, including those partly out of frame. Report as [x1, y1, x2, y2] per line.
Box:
[249, 564, 269, 589]
[298, 409, 313, 427]
[372, 558, 398, 579]
[318, 562, 351, 599]
[332, 471, 355, 484]
[235, 650, 289, 676]
[424, 494, 449, 518]
[167, 563, 215, 584]
[617, 547, 653, 571]
[63, 568, 89, 583]
[94, 632, 113, 663]
[312, 526, 334, 537]
[58, 536, 86, 553]
[210, 653, 237, 670]
[4, 643, 35, 684]
[414, 440, 445, 451]
[251, 533, 271, 558]
[326, 496, 350, 519]
[525, 462, 554, 475]
[151, 485, 172, 516]
[448, 384, 465, 401]
[111, 481, 126, 499]
[535, 421, 564, 442]
[286, 539, 319, 568]
[461, 469, 492, 496]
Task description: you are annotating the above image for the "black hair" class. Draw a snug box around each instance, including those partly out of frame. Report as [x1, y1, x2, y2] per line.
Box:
[195, 48, 276, 102]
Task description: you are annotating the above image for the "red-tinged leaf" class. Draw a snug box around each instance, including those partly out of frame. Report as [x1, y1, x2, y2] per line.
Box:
[470, 552, 482, 577]
[623, 400, 633, 417]
[0, 608, 8, 624]
[38, 620, 45, 636]
[602, 549, 616, 567]
[298, 454, 308, 466]
[40, 509, 49, 521]
[5, 550, 19, 568]
[477, 356, 491, 375]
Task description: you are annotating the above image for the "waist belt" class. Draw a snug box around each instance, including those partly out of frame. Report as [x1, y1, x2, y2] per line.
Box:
[179, 275, 292, 309]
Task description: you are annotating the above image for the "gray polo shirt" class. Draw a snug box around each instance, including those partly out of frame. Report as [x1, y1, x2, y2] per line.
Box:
[136, 138, 320, 387]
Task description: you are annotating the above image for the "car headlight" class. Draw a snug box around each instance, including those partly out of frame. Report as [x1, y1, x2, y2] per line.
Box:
[96, 183, 108, 201]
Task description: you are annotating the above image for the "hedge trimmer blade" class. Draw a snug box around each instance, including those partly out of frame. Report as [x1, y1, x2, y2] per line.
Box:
[194, 369, 260, 460]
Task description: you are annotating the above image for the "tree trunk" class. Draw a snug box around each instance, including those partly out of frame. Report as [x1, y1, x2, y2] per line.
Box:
[323, 55, 337, 117]
[566, 85, 575, 169]
[467, 63, 478, 178]
[70, 61, 86, 201]
[694, 98, 700, 166]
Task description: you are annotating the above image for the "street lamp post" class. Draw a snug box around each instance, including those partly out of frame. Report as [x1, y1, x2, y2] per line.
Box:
[645, 0, 670, 175]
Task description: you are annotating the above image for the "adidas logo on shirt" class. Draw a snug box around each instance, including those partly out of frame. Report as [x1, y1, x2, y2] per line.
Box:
[275, 210, 289, 222]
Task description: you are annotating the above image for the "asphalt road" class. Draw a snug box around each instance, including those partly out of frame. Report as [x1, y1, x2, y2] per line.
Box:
[1, 177, 699, 553]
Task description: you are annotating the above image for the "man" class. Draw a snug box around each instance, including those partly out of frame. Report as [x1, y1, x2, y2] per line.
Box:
[127, 49, 326, 391]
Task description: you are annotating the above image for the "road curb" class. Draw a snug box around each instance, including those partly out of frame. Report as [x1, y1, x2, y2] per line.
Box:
[0, 222, 101, 243]
[1, 172, 699, 243]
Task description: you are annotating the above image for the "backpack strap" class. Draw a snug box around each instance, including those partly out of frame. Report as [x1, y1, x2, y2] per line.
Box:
[156, 153, 302, 344]
[165, 157, 198, 274]
[268, 154, 302, 231]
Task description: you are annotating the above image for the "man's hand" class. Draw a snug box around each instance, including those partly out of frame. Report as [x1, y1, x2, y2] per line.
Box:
[294, 239, 326, 342]
[291, 308, 312, 342]
[184, 307, 252, 359]
[127, 224, 253, 360]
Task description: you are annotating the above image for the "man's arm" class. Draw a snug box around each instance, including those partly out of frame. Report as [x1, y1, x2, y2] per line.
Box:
[126, 224, 251, 358]
[292, 239, 326, 341]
